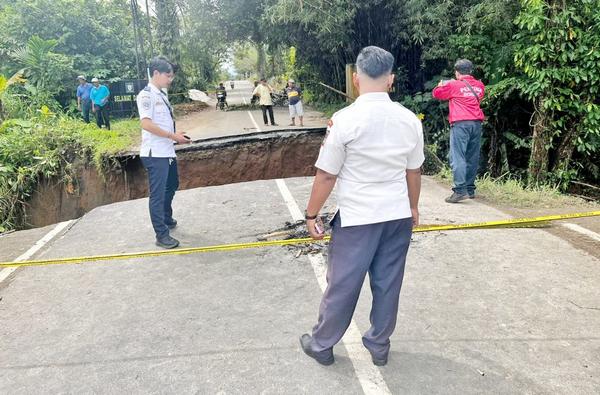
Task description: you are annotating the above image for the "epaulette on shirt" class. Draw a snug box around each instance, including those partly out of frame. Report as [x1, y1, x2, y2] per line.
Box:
[142, 86, 151, 92]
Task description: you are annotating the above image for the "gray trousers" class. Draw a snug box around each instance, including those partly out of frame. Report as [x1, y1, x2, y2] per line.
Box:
[311, 213, 413, 359]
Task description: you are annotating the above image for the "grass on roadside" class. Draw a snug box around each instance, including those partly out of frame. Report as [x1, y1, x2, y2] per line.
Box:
[80, 118, 140, 165]
[310, 101, 348, 118]
[0, 115, 140, 231]
[436, 168, 595, 209]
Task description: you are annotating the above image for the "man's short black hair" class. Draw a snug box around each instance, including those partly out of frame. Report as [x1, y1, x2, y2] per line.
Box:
[454, 59, 473, 75]
[356, 46, 394, 79]
[149, 56, 174, 75]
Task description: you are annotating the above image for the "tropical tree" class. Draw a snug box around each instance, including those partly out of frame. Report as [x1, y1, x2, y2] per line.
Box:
[11, 36, 72, 96]
[514, 0, 600, 185]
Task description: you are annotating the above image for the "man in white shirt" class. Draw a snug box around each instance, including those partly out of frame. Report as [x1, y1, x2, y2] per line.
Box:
[300, 46, 424, 366]
[137, 56, 191, 249]
[252, 78, 277, 126]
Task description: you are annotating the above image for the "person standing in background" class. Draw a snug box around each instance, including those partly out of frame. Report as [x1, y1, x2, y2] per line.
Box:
[432, 59, 485, 203]
[90, 77, 111, 130]
[286, 79, 304, 127]
[76, 76, 93, 123]
[252, 78, 277, 126]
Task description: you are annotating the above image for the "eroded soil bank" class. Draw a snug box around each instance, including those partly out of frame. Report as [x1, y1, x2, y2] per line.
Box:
[24, 129, 326, 228]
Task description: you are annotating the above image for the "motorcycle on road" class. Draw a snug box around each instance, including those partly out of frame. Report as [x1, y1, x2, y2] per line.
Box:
[271, 90, 289, 107]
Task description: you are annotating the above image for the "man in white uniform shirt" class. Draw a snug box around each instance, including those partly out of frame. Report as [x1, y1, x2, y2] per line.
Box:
[300, 46, 424, 366]
[137, 57, 191, 249]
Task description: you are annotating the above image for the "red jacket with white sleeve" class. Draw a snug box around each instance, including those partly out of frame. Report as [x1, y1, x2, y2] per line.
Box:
[432, 75, 485, 124]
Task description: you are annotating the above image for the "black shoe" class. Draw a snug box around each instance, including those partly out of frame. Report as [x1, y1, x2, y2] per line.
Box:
[271, 123, 278, 126]
[362, 338, 388, 365]
[166, 219, 177, 229]
[156, 235, 179, 249]
[468, 194, 475, 199]
[367, 350, 388, 366]
[445, 192, 469, 203]
[299, 334, 334, 366]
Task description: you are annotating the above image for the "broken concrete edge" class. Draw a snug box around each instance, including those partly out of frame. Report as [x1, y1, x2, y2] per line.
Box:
[119, 127, 327, 158]
[22, 127, 442, 229]
[23, 129, 328, 228]
[118, 126, 441, 175]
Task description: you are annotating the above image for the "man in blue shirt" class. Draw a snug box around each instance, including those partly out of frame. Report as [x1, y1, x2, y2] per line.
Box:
[76, 75, 93, 123]
[90, 77, 111, 130]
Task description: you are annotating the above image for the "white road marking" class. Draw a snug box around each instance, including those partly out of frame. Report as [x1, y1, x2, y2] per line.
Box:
[561, 223, 600, 243]
[275, 179, 392, 395]
[248, 110, 261, 132]
[242, 84, 261, 130]
[0, 220, 74, 284]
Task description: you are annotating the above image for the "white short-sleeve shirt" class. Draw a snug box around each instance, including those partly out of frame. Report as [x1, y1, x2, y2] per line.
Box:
[315, 92, 425, 227]
[137, 82, 176, 158]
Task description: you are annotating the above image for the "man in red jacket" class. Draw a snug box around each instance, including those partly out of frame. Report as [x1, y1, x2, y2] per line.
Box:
[432, 59, 485, 203]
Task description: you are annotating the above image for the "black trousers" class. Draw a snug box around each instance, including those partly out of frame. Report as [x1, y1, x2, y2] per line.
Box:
[95, 105, 110, 130]
[261, 105, 275, 125]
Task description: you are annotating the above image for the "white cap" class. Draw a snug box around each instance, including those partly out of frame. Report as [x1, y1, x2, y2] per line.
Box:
[77, 75, 86, 81]
[288, 79, 295, 83]
[91, 77, 99, 83]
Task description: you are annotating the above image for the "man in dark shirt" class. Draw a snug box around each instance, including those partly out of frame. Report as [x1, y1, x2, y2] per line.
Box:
[285, 79, 303, 126]
[216, 82, 228, 109]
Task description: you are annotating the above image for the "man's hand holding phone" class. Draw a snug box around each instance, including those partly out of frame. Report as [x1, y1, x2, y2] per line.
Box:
[172, 131, 191, 144]
[307, 216, 325, 240]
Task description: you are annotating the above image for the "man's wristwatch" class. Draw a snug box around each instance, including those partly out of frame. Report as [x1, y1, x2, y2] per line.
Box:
[305, 211, 318, 220]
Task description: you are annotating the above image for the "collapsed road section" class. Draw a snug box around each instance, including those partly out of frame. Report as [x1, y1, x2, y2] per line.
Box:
[25, 128, 326, 228]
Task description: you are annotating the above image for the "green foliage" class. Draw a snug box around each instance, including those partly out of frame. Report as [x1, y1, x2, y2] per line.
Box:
[232, 43, 259, 79]
[311, 101, 347, 119]
[11, 36, 73, 96]
[0, 0, 598, 233]
[435, 170, 597, 209]
[261, 0, 598, 189]
[401, 89, 449, 146]
[472, 173, 595, 209]
[448, 0, 520, 84]
[0, 0, 139, 80]
[0, 113, 138, 231]
[514, 0, 600, 186]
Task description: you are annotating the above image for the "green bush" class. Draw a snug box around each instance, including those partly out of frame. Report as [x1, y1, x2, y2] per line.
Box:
[0, 112, 138, 232]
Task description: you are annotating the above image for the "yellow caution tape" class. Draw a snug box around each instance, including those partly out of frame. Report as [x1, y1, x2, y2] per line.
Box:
[1, 211, 598, 269]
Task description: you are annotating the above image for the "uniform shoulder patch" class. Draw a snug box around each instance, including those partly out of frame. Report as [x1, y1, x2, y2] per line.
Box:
[138, 93, 152, 111]
[322, 119, 333, 146]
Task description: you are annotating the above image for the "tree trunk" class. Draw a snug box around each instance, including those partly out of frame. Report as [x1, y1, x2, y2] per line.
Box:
[145, 0, 154, 57]
[552, 123, 579, 176]
[155, 0, 186, 100]
[487, 124, 499, 176]
[256, 43, 266, 78]
[527, 98, 551, 185]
